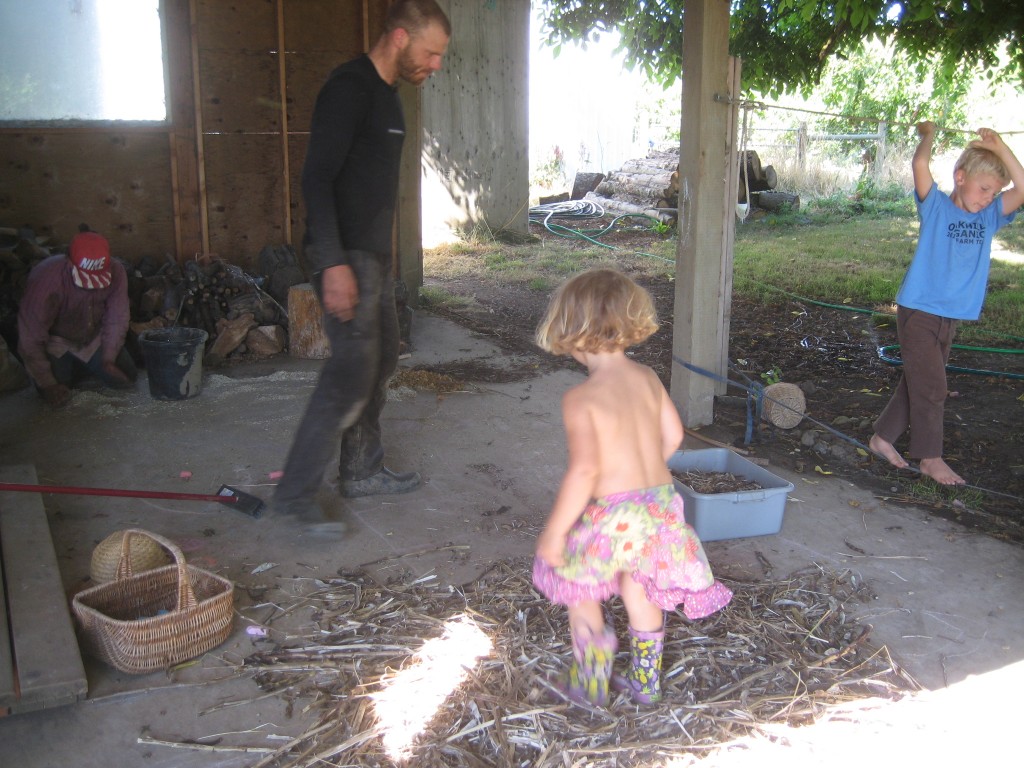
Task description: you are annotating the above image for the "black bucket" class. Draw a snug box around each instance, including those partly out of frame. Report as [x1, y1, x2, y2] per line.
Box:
[138, 327, 208, 400]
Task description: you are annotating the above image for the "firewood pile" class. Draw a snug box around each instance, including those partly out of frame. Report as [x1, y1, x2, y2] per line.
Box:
[129, 254, 292, 365]
[583, 149, 681, 224]
[583, 147, 797, 224]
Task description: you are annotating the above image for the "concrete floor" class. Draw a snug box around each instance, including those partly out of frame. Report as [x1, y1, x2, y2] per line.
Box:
[1, 311, 1022, 767]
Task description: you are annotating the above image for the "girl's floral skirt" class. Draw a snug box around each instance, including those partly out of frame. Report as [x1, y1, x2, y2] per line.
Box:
[533, 484, 732, 619]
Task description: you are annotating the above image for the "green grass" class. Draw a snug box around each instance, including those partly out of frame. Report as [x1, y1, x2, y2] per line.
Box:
[733, 216, 914, 307]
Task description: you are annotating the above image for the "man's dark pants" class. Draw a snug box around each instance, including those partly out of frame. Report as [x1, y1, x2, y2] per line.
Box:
[274, 250, 400, 506]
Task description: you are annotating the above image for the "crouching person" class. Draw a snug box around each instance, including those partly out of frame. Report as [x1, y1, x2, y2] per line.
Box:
[17, 229, 136, 407]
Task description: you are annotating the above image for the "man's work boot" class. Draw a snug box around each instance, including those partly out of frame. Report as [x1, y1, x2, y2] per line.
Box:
[339, 467, 422, 498]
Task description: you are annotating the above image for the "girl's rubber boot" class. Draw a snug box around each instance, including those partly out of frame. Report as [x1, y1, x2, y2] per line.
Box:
[559, 625, 617, 706]
[611, 626, 665, 704]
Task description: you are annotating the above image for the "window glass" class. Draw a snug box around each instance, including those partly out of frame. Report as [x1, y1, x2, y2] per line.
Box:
[0, 0, 166, 121]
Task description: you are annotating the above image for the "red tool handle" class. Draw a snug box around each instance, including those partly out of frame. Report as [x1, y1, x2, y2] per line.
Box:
[0, 481, 240, 504]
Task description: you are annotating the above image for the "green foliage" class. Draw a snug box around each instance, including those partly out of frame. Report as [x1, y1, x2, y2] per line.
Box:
[537, 1, 1024, 98]
[809, 179, 915, 218]
[818, 40, 972, 152]
[532, 145, 568, 188]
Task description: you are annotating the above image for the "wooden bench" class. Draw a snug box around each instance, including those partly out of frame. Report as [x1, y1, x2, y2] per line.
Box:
[0, 464, 88, 714]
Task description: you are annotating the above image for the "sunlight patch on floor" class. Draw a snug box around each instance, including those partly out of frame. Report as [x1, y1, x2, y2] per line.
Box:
[372, 614, 493, 762]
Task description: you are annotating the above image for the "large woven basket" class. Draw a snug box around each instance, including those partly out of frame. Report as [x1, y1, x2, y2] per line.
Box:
[72, 529, 234, 674]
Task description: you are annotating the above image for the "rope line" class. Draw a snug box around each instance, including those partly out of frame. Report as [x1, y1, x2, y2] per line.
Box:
[717, 96, 1024, 137]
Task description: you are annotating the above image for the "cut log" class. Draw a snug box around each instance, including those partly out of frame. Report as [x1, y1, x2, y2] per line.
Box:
[245, 325, 287, 357]
[538, 192, 569, 205]
[619, 150, 679, 175]
[288, 283, 330, 359]
[596, 171, 677, 200]
[206, 312, 257, 365]
[754, 191, 800, 212]
[582, 192, 675, 224]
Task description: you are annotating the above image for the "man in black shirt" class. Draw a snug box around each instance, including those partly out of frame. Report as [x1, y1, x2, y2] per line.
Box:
[275, 0, 451, 534]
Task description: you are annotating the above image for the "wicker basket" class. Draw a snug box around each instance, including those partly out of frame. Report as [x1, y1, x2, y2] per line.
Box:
[72, 529, 234, 674]
[761, 382, 807, 429]
[91, 529, 172, 584]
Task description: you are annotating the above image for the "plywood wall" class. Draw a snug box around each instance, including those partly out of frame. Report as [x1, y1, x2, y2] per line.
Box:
[0, 130, 174, 258]
[195, 0, 366, 269]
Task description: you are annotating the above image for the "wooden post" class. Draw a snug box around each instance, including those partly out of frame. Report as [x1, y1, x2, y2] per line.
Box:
[396, 84, 423, 299]
[188, 0, 211, 258]
[797, 122, 808, 173]
[276, 0, 292, 244]
[670, 0, 733, 427]
[718, 57, 741, 396]
[163, 0, 203, 262]
[875, 121, 888, 184]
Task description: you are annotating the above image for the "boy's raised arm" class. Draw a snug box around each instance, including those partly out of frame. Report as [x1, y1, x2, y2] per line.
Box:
[912, 121, 937, 201]
[973, 128, 1024, 215]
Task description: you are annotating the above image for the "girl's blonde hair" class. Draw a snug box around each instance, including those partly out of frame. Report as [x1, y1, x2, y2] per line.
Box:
[956, 146, 1010, 186]
[536, 268, 659, 354]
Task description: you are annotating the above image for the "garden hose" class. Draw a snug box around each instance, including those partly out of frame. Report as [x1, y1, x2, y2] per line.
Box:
[877, 344, 1024, 380]
[756, 283, 1024, 378]
[528, 201, 675, 263]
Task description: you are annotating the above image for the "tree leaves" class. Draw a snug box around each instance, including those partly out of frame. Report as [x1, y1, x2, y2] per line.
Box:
[537, 0, 1024, 97]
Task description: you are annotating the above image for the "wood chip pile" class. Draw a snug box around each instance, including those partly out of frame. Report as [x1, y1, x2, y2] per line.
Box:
[238, 559, 919, 767]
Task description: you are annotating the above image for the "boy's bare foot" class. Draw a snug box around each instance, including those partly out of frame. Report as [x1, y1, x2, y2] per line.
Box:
[869, 434, 909, 469]
[919, 457, 965, 486]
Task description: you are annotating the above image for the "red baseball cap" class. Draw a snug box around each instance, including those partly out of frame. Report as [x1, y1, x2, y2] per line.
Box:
[68, 231, 112, 289]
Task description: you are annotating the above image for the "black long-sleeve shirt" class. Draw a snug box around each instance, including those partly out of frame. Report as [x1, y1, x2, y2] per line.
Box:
[301, 55, 405, 274]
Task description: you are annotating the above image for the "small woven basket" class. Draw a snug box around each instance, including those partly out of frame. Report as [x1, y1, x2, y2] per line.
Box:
[72, 529, 234, 674]
[761, 382, 807, 429]
[91, 529, 171, 584]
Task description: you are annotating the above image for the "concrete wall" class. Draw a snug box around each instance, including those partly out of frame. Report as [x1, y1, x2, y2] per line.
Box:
[421, 0, 530, 247]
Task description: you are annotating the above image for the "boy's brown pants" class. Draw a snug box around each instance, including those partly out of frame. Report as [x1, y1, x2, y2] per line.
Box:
[873, 306, 957, 459]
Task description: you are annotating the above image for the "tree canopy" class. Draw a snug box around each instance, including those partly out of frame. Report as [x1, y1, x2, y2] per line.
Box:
[537, 1, 1024, 97]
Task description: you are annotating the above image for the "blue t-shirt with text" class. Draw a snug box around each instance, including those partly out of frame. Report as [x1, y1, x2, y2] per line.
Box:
[896, 181, 1016, 320]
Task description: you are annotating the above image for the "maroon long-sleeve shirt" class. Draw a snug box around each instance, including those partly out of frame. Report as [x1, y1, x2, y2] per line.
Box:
[17, 254, 130, 388]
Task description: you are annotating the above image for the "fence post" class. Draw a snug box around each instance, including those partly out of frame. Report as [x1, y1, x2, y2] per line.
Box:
[875, 121, 887, 184]
[797, 122, 807, 173]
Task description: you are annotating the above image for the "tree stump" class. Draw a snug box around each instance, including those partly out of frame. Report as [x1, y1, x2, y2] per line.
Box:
[288, 283, 330, 359]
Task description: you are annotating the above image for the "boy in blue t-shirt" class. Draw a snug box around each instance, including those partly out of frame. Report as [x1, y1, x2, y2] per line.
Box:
[870, 122, 1024, 485]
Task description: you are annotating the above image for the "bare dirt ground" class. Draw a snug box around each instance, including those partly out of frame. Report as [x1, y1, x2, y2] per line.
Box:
[421, 220, 1024, 545]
